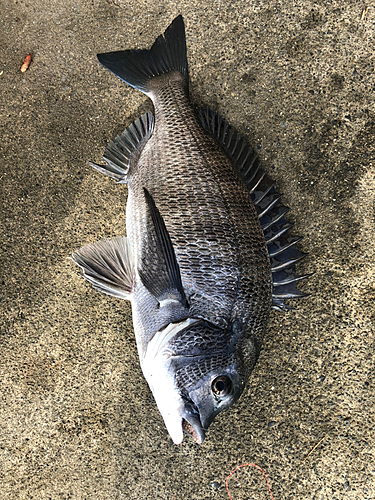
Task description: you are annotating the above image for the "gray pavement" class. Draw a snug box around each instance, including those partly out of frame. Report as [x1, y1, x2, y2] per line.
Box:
[1, 1, 374, 498]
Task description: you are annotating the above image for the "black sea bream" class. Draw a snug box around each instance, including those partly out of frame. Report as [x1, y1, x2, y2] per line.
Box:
[72, 16, 309, 444]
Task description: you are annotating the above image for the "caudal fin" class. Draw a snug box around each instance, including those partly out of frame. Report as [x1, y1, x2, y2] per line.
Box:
[97, 15, 188, 94]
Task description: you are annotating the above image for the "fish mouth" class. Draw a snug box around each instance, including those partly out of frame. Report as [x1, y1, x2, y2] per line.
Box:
[181, 412, 206, 444]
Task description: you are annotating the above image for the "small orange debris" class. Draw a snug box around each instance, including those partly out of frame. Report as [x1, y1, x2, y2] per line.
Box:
[20, 53, 32, 73]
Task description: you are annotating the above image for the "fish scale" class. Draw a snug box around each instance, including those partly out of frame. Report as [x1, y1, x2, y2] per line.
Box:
[72, 16, 309, 444]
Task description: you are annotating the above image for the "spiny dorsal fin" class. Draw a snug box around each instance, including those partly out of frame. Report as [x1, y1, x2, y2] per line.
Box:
[198, 107, 311, 310]
[89, 112, 154, 183]
[139, 188, 188, 309]
[71, 236, 134, 300]
[97, 15, 188, 94]
[198, 108, 275, 199]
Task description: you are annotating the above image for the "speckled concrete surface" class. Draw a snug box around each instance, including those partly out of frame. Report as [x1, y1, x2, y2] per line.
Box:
[1, 1, 374, 499]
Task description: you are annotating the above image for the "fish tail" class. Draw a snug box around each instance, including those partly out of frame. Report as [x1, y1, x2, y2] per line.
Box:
[97, 15, 188, 94]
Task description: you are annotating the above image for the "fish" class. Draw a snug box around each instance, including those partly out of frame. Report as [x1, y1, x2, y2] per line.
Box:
[71, 15, 309, 444]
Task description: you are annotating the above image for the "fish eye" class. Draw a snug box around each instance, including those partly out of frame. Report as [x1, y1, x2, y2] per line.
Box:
[211, 376, 232, 397]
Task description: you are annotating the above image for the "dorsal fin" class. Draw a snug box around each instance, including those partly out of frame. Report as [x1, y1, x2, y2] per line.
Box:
[198, 108, 274, 198]
[89, 111, 154, 183]
[198, 107, 310, 311]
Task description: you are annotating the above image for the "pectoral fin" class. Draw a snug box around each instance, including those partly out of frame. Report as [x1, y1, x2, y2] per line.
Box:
[139, 188, 188, 309]
[71, 236, 134, 300]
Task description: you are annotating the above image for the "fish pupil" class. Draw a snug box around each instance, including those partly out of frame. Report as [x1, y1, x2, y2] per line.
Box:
[216, 380, 226, 392]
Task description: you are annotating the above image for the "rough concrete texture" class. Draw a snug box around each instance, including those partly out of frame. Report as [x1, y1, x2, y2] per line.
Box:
[1, 0, 374, 498]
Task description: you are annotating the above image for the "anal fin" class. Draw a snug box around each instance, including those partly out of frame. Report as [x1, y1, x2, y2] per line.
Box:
[71, 236, 134, 300]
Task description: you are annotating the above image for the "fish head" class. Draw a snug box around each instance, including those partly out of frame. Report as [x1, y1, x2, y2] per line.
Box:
[142, 318, 258, 444]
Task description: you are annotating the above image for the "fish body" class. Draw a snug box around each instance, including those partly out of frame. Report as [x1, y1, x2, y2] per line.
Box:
[72, 16, 308, 444]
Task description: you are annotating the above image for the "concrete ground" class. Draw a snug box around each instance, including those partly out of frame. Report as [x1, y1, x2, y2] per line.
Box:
[1, 1, 374, 499]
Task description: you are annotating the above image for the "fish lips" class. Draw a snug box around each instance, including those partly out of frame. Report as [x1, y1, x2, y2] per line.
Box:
[181, 410, 206, 444]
